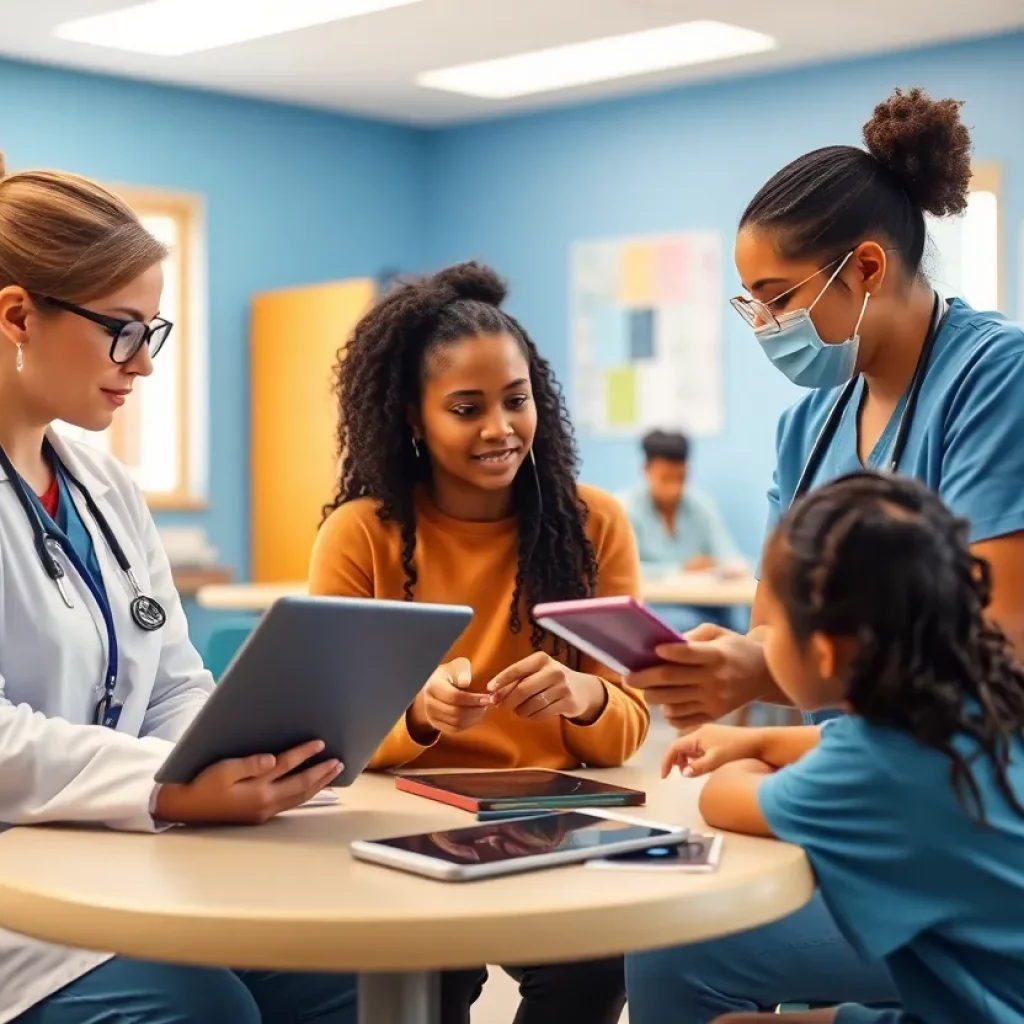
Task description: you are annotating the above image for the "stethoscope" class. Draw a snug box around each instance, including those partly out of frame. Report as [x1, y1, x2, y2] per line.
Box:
[792, 291, 950, 501]
[0, 439, 166, 729]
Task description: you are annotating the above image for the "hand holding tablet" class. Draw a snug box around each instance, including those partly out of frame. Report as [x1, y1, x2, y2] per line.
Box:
[155, 739, 342, 825]
[156, 596, 473, 789]
[532, 596, 685, 676]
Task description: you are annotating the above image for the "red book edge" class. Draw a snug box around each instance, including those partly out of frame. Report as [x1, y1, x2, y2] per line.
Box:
[394, 776, 482, 812]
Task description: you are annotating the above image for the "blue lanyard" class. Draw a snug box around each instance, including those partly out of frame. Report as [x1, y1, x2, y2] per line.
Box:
[793, 293, 948, 503]
[27, 473, 122, 729]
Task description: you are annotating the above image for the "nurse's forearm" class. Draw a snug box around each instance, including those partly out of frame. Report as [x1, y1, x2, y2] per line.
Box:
[744, 625, 793, 707]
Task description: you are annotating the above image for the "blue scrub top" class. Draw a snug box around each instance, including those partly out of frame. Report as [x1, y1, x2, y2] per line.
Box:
[763, 298, 1024, 722]
[759, 714, 1024, 1024]
[54, 469, 106, 598]
[26, 468, 106, 601]
[619, 485, 740, 579]
[766, 298, 1024, 543]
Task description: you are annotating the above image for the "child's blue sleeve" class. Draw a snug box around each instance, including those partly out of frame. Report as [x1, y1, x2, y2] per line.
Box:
[835, 1006, 904, 1024]
[757, 717, 947, 962]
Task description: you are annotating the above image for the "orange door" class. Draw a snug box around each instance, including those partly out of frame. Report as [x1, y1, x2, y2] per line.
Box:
[250, 279, 375, 582]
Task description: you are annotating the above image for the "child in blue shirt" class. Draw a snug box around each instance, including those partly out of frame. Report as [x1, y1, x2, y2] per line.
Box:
[660, 470, 1024, 1024]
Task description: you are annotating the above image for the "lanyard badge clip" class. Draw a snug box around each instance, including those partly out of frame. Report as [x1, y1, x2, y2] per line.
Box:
[95, 672, 122, 729]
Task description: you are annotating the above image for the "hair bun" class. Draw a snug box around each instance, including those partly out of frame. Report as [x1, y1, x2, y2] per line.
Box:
[431, 260, 507, 307]
[862, 87, 972, 218]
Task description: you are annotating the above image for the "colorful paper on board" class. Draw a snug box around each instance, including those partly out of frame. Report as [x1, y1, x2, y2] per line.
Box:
[620, 242, 656, 305]
[572, 241, 619, 301]
[656, 239, 689, 303]
[629, 309, 656, 361]
[607, 367, 637, 425]
[592, 304, 629, 368]
[575, 364, 607, 433]
[570, 231, 724, 438]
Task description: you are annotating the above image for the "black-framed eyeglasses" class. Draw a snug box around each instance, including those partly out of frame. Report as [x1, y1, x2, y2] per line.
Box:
[37, 295, 173, 364]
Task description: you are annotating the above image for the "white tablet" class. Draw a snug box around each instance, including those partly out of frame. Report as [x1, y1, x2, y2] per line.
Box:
[350, 809, 689, 882]
[156, 596, 472, 786]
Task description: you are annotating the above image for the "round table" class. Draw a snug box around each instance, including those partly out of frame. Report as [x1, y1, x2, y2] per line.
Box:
[0, 767, 812, 1024]
[195, 575, 759, 612]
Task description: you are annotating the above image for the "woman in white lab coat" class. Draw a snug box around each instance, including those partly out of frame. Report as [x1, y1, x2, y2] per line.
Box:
[0, 160, 356, 1023]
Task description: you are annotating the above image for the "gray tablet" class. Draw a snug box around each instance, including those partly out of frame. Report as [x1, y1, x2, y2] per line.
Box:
[155, 596, 472, 786]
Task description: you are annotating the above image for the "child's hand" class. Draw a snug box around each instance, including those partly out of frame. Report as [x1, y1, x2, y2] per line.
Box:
[660, 724, 765, 779]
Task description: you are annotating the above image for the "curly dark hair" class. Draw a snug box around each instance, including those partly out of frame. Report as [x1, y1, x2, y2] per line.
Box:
[769, 471, 1024, 825]
[741, 87, 973, 276]
[323, 260, 598, 650]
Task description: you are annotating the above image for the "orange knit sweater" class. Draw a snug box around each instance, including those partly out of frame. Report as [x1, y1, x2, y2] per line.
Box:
[308, 484, 649, 771]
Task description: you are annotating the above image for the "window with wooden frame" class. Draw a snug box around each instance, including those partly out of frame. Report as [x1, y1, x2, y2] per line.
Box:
[57, 187, 207, 509]
[927, 162, 1002, 311]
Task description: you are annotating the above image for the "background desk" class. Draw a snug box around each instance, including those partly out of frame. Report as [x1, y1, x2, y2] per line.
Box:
[195, 574, 758, 612]
[640, 572, 757, 607]
[0, 767, 812, 1024]
[171, 565, 233, 599]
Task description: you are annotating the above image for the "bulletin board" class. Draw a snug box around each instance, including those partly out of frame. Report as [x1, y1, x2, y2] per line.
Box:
[570, 232, 724, 437]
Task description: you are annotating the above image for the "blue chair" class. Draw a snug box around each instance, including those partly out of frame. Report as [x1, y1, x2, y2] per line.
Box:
[204, 620, 256, 681]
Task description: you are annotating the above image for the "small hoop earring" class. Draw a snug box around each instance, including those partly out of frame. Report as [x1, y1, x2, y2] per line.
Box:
[15, 344, 23, 373]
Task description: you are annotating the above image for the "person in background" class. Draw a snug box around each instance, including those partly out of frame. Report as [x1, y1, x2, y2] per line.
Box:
[0, 159, 355, 1023]
[626, 86, 1024, 1022]
[658, 472, 1024, 1024]
[621, 429, 741, 631]
[309, 260, 647, 1024]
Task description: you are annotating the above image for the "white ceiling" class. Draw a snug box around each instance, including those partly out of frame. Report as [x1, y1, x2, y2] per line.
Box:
[4, 0, 1023, 125]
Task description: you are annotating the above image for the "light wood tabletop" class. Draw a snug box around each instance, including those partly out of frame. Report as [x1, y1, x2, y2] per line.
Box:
[195, 574, 758, 612]
[0, 766, 811, 1024]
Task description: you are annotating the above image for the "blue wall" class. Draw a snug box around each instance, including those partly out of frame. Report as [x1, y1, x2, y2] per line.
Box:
[3, 31, 1023, 609]
[0, 57, 428, 597]
[425, 31, 1024, 558]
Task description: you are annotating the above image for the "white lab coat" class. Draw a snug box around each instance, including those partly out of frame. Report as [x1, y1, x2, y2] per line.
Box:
[0, 431, 215, 1021]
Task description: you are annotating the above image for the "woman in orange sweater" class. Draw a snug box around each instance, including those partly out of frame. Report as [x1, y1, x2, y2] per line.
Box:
[309, 261, 648, 1024]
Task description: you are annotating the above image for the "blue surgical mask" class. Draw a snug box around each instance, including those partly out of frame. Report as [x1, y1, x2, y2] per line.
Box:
[750, 252, 870, 390]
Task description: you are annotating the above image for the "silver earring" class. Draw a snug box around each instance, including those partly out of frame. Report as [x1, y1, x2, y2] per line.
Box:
[529, 448, 536, 465]
[412, 438, 421, 458]
[15, 344, 23, 373]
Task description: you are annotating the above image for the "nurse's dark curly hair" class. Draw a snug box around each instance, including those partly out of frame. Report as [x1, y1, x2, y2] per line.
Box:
[323, 261, 598, 650]
[742, 87, 973, 278]
[767, 472, 1024, 826]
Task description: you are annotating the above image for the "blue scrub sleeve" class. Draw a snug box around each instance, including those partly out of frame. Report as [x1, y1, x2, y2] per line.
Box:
[757, 719, 945, 962]
[940, 348, 1024, 543]
[754, 472, 781, 581]
[835, 1006, 903, 1024]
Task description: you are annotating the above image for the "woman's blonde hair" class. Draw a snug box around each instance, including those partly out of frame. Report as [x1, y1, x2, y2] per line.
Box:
[0, 153, 168, 303]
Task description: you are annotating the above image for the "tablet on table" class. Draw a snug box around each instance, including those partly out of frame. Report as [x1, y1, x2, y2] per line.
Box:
[350, 809, 689, 881]
[395, 769, 646, 812]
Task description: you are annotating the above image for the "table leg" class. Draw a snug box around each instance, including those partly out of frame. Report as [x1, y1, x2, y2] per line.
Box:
[358, 971, 440, 1024]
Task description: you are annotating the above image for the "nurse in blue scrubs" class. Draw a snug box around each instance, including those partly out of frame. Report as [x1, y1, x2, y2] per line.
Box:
[625, 87, 1024, 1019]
